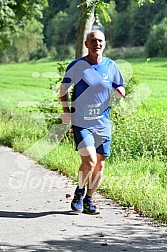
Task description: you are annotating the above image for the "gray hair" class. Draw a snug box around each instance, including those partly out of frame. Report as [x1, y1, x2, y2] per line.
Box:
[86, 30, 106, 41]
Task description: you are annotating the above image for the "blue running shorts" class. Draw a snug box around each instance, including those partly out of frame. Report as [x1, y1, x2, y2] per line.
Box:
[72, 125, 111, 157]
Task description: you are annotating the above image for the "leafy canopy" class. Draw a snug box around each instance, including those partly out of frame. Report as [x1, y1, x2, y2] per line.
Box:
[0, 0, 47, 31]
[0, 0, 154, 31]
[78, 0, 154, 24]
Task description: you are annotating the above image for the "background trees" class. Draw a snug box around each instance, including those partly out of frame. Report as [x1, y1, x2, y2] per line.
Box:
[0, 0, 167, 62]
[0, 0, 46, 30]
[145, 17, 167, 57]
[42, 0, 79, 59]
[0, 0, 47, 46]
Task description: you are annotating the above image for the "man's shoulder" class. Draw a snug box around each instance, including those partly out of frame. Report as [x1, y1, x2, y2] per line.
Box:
[102, 57, 114, 64]
[66, 57, 85, 71]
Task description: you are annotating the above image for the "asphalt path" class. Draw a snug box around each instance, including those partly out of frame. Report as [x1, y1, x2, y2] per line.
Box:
[0, 144, 167, 251]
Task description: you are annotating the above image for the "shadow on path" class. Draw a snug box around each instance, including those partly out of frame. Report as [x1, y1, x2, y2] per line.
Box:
[0, 233, 167, 252]
[0, 210, 78, 218]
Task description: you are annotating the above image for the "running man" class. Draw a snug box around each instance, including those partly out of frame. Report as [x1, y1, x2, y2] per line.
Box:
[60, 30, 125, 214]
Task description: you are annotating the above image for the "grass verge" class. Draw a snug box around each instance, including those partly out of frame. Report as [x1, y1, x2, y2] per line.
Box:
[0, 57, 166, 224]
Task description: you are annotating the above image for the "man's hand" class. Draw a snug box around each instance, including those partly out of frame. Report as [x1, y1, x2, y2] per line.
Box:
[61, 113, 71, 124]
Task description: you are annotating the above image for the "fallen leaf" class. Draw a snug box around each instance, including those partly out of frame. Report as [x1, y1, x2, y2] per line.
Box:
[65, 193, 71, 199]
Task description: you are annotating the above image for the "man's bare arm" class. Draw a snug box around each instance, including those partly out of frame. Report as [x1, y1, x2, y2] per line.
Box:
[60, 84, 71, 124]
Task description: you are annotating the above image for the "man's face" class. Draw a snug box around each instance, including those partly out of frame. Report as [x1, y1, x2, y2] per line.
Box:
[85, 31, 106, 56]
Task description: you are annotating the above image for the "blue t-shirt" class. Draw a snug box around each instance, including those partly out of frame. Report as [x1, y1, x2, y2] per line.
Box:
[61, 57, 124, 128]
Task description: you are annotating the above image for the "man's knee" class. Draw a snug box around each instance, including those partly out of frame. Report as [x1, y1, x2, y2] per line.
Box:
[78, 146, 96, 157]
[81, 156, 97, 170]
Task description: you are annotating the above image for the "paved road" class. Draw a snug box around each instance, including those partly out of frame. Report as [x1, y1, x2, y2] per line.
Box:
[0, 144, 167, 251]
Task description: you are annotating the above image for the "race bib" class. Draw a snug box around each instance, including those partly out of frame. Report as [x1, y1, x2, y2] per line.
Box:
[84, 104, 104, 120]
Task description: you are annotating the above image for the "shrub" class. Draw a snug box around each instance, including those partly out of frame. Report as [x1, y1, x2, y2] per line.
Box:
[29, 46, 48, 61]
[145, 17, 167, 57]
[0, 109, 47, 151]
[110, 112, 167, 162]
[105, 46, 146, 59]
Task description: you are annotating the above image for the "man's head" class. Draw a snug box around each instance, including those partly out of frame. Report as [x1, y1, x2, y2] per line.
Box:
[85, 30, 106, 56]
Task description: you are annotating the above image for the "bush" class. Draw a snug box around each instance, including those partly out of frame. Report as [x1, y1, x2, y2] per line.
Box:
[0, 109, 47, 151]
[55, 45, 75, 60]
[29, 46, 48, 61]
[110, 112, 167, 162]
[105, 46, 146, 60]
[145, 17, 167, 57]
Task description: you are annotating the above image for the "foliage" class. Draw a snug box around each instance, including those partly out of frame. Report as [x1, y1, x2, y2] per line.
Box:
[145, 17, 167, 57]
[44, 10, 76, 59]
[78, 0, 111, 22]
[43, 0, 79, 58]
[0, 18, 47, 63]
[28, 61, 70, 128]
[95, 1, 111, 23]
[0, 0, 47, 48]
[0, 108, 47, 150]
[111, 0, 167, 48]
[110, 11, 130, 47]
[130, 4, 155, 46]
[78, 0, 154, 21]
[43, 0, 69, 18]
[105, 46, 146, 59]
[0, 0, 47, 29]
[110, 112, 167, 162]
[130, 1, 167, 46]
[115, 0, 131, 12]
[135, 0, 155, 6]
[1, 0, 167, 60]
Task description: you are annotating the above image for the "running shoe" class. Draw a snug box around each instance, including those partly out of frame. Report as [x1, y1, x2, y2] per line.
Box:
[83, 197, 100, 215]
[71, 187, 85, 213]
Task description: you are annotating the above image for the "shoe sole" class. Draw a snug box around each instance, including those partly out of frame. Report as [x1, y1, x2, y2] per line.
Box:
[71, 204, 83, 213]
[83, 209, 100, 215]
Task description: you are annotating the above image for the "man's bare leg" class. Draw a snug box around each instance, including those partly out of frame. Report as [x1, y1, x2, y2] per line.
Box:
[71, 146, 106, 214]
[78, 147, 105, 193]
[87, 153, 105, 196]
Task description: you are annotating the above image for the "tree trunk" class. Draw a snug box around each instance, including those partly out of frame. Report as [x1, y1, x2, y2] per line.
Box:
[75, 1, 95, 58]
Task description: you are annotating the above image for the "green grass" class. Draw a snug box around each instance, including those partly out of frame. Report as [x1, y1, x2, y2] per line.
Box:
[0, 57, 167, 224]
[128, 57, 167, 113]
[0, 59, 60, 108]
[0, 57, 166, 110]
[39, 143, 167, 223]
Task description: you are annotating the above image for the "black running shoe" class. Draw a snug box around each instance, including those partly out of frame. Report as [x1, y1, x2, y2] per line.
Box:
[71, 186, 85, 213]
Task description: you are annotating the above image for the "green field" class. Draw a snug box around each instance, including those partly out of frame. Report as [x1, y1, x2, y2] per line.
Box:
[129, 57, 167, 113]
[0, 57, 166, 224]
[0, 57, 166, 111]
[0, 59, 59, 108]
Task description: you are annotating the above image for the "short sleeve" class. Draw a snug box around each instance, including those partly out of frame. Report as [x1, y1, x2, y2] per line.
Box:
[108, 61, 124, 89]
[61, 61, 75, 90]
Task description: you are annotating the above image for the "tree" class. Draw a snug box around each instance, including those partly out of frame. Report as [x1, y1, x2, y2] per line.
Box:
[0, 0, 47, 48]
[42, 0, 70, 49]
[111, 11, 131, 47]
[0, 18, 47, 63]
[130, 0, 167, 46]
[0, 0, 47, 31]
[75, 0, 111, 58]
[0, 0, 155, 57]
[43, 0, 79, 59]
[75, 0, 155, 58]
[145, 17, 167, 57]
[75, 0, 95, 58]
[134, 0, 154, 6]
[115, 0, 131, 12]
